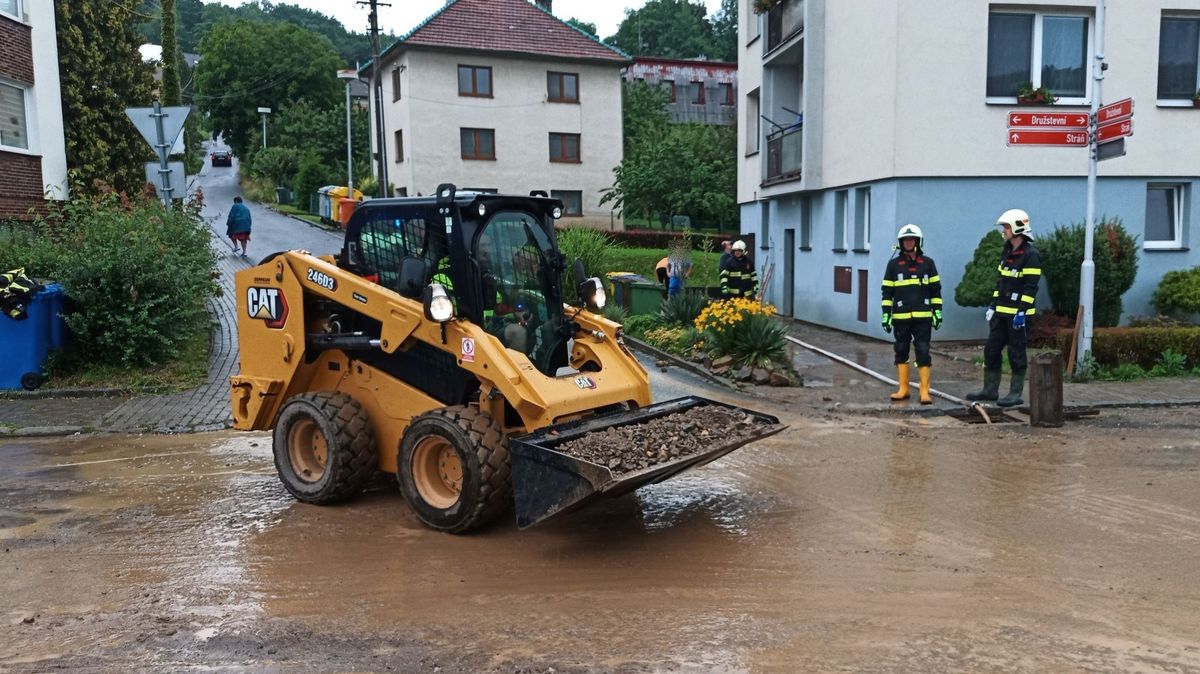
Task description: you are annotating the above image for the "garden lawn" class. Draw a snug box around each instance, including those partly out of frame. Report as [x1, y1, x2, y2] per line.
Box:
[606, 247, 722, 288]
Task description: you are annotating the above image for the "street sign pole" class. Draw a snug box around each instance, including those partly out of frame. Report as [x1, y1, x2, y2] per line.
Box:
[1078, 0, 1105, 374]
[152, 100, 174, 206]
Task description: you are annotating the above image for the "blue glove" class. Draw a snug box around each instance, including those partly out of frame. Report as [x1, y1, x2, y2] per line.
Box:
[932, 309, 943, 330]
[1012, 311, 1026, 330]
[881, 313, 893, 334]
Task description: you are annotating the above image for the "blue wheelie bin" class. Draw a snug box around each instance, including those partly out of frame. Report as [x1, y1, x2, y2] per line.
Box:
[0, 283, 64, 390]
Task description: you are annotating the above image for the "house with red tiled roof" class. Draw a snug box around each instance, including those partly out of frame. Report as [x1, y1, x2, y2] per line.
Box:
[361, 0, 630, 228]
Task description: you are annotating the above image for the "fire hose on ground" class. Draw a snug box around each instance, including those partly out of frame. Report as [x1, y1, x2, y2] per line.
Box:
[783, 335, 995, 425]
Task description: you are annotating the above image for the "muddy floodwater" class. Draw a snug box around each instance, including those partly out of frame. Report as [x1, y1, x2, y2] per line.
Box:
[2, 405, 1199, 673]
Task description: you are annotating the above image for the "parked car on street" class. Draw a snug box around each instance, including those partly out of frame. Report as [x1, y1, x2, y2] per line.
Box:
[211, 150, 233, 167]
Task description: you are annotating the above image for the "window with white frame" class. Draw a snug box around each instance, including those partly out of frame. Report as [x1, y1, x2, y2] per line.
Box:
[0, 81, 29, 150]
[834, 190, 849, 251]
[855, 187, 871, 250]
[986, 10, 1091, 103]
[1158, 17, 1200, 102]
[0, 0, 19, 20]
[1145, 184, 1185, 249]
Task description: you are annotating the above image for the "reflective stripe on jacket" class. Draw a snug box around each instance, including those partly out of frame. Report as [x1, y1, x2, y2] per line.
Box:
[992, 240, 1041, 316]
[881, 253, 942, 321]
[719, 255, 758, 297]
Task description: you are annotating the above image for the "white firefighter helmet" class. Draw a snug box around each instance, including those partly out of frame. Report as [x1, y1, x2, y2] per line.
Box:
[997, 208, 1033, 239]
[896, 223, 923, 248]
[732, 240, 747, 251]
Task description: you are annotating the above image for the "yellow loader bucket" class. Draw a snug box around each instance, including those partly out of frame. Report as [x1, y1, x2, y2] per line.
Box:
[509, 396, 784, 528]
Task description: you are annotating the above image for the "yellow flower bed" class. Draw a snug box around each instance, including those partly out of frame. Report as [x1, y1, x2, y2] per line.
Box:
[694, 297, 777, 335]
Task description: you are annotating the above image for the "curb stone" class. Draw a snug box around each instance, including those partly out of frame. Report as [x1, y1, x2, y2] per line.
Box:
[623, 336, 745, 393]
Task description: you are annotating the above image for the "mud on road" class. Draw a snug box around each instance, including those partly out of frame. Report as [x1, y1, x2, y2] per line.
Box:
[2, 405, 1199, 673]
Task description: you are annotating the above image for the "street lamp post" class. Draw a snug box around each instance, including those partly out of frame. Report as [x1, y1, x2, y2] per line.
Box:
[336, 69, 358, 199]
[257, 106, 271, 149]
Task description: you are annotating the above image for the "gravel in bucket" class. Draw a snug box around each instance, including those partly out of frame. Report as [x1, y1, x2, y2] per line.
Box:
[554, 405, 779, 474]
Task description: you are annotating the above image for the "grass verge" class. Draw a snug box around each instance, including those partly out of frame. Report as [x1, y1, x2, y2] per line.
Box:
[46, 326, 211, 393]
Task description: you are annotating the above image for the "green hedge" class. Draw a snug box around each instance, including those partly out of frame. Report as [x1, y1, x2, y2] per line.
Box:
[1055, 326, 1200, 369]
[1039, 218, 1138, 327]
[955, 230, 1006, 308]
[1152, 265, 1200, 316]
[0, 193, 219, 368]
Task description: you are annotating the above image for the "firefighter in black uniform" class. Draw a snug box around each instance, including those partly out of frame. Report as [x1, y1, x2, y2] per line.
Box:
[967, 208, 1042, 407]
[719, 240, 758, 298]
[881, 224, 942, 404]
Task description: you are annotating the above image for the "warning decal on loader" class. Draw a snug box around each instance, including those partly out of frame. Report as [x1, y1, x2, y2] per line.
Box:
[247, 286, 289, 329]
[461, 337, 475, 363]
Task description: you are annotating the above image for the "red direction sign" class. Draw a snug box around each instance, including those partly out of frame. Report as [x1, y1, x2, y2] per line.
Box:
[1007, 129, 1089, 147]
[1007, 111, 1089, 129]
[1096, 118, 1133, 143]
[1097, 98, 1134, 125]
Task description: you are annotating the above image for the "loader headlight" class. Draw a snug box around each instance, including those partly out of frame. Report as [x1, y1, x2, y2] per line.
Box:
[423, 283, 454, 322]
[578, 277, 606, 312]
[477, 202, 487, 217]
[552, 206, 563, 219]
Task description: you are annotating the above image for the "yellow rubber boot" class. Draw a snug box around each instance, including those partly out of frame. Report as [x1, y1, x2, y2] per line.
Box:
[890, 363, 910, 401]
[918, 365, 933, 405]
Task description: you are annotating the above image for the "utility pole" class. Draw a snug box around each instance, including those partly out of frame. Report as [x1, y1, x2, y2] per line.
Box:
[1078, 0, 1105, 373]
[358, 0, 391, 197]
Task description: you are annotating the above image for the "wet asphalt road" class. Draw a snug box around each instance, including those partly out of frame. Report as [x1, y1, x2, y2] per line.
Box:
[2, 402, 1199, 673]
[198, 147, 342, 261]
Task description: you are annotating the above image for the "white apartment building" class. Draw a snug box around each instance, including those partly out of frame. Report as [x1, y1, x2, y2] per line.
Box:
[363, 0, 629, 229]
[739, 0, 1200, 339]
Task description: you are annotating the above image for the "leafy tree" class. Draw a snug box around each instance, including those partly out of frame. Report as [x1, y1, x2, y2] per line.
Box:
[603, 120, 738, 228]
[251, 147, 299, 186]
[710, 0, 738, 62]
[955, 230, 1006, 307]
[56, 0, 157, 196]
[620, 81, 670, 155]
[139, 0, 370, 65]
[607, 0, 718, 59]
[271, 98, 370, 170]
[194, 20, 343, 156]
[1039, 218, 1139, 327]
[160, 0, 181, 105]
[566, 18, 598, 37]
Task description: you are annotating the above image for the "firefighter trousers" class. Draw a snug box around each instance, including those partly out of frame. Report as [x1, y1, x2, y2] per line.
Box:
[983, 314, 1028, 376]
[893, 320, 932, 367]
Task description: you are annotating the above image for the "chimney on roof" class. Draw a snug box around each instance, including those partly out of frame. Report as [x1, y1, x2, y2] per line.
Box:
[535, 0, 552, 13]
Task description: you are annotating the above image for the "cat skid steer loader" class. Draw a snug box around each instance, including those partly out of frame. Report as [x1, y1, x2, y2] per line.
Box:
[231, 184, 782, 533]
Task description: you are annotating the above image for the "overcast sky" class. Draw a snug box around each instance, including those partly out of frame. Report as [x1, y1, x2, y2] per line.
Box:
[212, 0, 726, 40]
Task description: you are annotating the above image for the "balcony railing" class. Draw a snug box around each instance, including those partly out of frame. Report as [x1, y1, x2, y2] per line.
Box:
[766, 0, 804, 53]
[765, 124, 802, 185]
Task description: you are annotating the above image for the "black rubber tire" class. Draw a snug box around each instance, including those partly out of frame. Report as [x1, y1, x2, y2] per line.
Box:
[397, 406, 511, 534]
[273, 391, 377, 505]
[20, 372, 43, 391]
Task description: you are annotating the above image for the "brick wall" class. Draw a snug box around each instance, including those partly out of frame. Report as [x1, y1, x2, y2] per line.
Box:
[0, 152, 45, 220]
[0, 15, 34, 84]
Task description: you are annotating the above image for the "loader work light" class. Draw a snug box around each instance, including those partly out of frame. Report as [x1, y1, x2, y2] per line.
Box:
[552, 206, 563, 219]
[423, 283, 454, 322]
[578, 277, 605, 312]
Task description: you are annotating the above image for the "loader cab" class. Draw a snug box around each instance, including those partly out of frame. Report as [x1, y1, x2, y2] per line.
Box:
[340, 185, 570, 376]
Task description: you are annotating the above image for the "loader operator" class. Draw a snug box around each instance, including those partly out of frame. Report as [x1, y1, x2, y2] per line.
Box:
[431, 236, 538, 356]
[880, 224, 942, 404]
[966, 208, 1041, 408]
